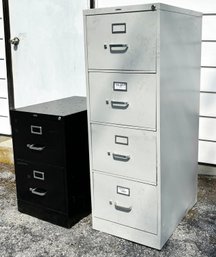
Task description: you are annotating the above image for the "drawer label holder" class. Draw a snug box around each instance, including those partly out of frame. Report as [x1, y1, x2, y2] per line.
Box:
[117, 186, 130, 196]
[113, 81, 127, 91]
[115, 135, 128, 145]
[112, 23, 126, 34]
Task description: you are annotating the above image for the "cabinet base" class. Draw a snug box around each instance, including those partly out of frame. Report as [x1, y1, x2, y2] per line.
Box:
[92, 217, 162, 250]
[17, 200, 90, 228]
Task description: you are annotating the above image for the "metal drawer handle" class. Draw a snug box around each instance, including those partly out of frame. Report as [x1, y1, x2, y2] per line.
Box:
[113, 153, 130, 162]
[109, 44, 128, 53]
[27, 144, 46, 151]
[111, 101, 129, 110]
[114, 202, 132, 213]
[29, 187, 47, 197]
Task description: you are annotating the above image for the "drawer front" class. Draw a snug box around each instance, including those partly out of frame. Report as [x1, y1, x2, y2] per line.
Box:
[11, 112, 65, 165]
[93, 172, 158, 234]
[91, 124, 157, 184]
[0, 98, 9, 116]
[86, 11, 157, 71]
[89, 72, 156, 129]
[15, 160, 67, 212]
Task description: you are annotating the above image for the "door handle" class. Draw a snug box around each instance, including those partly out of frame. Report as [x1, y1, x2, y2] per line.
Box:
[111, 101, 129, 110]
[109, 44, 128, 53]
[29, 187, 47, 197]
[114, 202, 132, 213]
[27, 144, 46, 151]
[112, 153, 130, 162]
[10, 37, 20, 46]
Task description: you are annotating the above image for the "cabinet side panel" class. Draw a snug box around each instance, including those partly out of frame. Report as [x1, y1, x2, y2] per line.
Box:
[159, 10, 202, 246]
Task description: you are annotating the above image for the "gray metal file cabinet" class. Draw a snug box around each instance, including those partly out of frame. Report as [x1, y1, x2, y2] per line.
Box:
[84, 3, 202, 249]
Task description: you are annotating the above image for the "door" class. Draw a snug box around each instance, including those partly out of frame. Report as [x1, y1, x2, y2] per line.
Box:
[9, 0, 89, 108]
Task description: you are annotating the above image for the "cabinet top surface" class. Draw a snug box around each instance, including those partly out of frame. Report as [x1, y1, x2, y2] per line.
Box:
[12, 96, 87, 117]
[83, 3, 202, 17]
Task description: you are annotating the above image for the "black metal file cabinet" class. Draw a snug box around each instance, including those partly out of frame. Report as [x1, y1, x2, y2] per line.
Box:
[10, 96, 91, 228]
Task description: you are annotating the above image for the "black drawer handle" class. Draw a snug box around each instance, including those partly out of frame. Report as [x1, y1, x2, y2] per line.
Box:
[27, 144, 46, 151]
[113, 153, 130, 162]
[29, 187, 47, 197]
[111, 101, 129, 110]
[114, 202, 132, 213]
[109, 44, 128, 53]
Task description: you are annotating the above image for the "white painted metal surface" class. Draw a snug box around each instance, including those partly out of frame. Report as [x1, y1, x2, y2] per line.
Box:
[97, 0, 216, 169]
[93, 172, 158, 234]
[91, 123, 157, 184]
[9, 0, 89, 108]
[84, 3, 201, 249]
[89, 72, 156, 129]
[86, 11, 157, 71]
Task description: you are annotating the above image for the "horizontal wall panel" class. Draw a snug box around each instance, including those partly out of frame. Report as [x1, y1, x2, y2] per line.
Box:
[0, 79, 7, 98]
[0, 60, 6, 78]
[199, 141, 216, 165]
[0, 19, 3, 38]
[201, 68, 216, 92]
[202, 15, 216, 40]
[0, 98, 9, 116]
[200, 93, 216, 117]
[0, 39, 5, 59]
[0, 116, 11, 135]
[96, 0, 216, 13]
[201, 43, 216, 67]
[199, 117, 216, 141]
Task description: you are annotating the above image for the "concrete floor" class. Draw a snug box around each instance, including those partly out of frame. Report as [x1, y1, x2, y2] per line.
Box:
[0, 163, 215, 257]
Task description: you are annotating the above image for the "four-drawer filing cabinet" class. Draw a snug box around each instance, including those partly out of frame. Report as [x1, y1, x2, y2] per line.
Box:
[10, 96, 91, 228]
[83, 3, 202, 249]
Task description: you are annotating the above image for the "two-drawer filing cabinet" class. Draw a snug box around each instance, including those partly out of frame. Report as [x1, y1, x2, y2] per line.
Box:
[10, 96, 91, 228]
[83, 3, 202, 249]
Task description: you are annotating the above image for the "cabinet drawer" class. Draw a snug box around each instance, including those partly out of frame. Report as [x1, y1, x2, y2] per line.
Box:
[86, 11, 157, 71]
[93, 172, 158, 234]
[91, 124, 157, 184]
[10, 112, 65, 165]
[15, 160, 67, 212]
[89, 72, 156, 129]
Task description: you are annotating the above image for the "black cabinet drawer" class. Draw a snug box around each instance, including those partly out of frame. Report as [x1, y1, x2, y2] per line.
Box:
[15, 160, 67, 212]
[11, 112, 65, 165]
